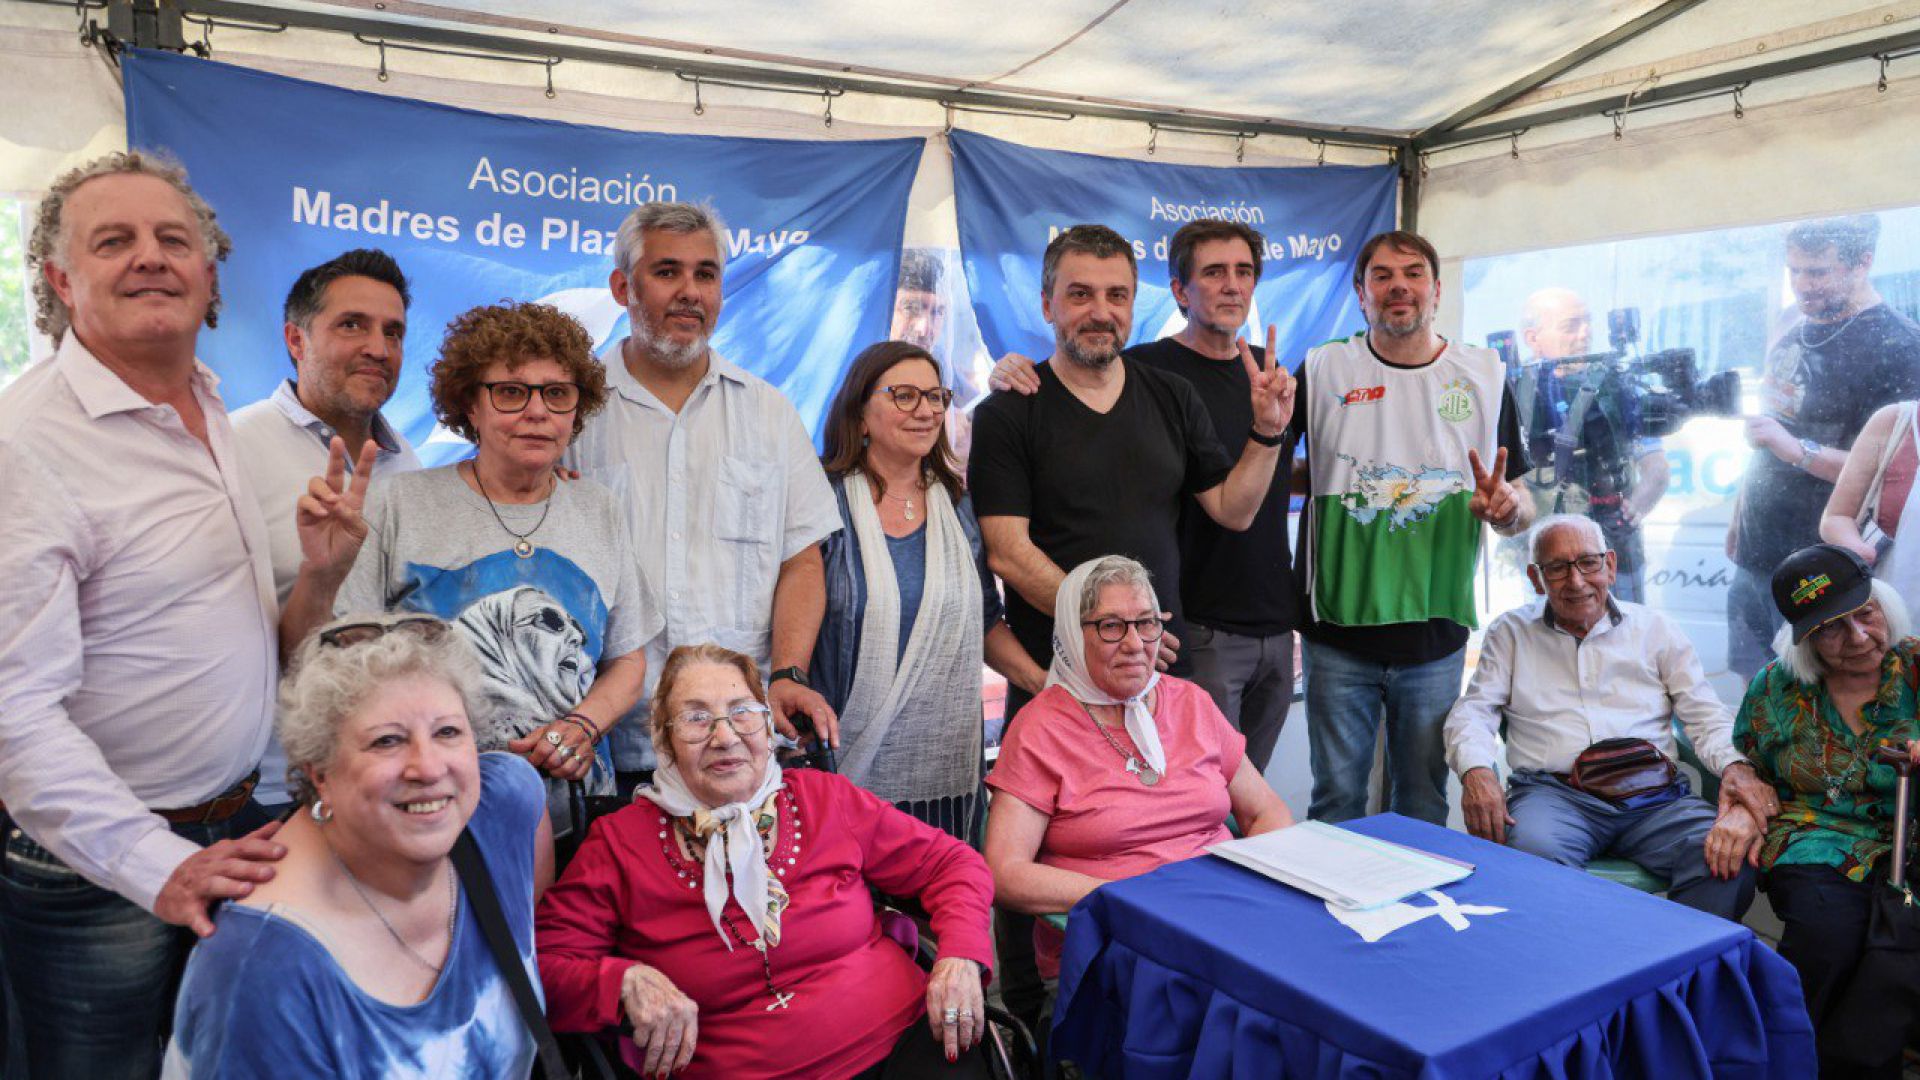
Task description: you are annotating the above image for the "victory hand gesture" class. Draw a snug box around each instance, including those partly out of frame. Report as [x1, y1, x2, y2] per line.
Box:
[296, 436, 377, 581]
[1467, 447, 1519, 528]
[1239, 325, 1297, 439]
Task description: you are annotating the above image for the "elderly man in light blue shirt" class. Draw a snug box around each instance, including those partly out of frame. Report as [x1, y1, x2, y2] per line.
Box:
[570, 201, 841, 781]
[1444, 514, 1779, 919]
[233, 248, 422, 814]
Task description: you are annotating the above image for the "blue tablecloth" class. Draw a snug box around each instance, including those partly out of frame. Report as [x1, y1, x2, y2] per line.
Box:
[1053, 814, 1813, 1079]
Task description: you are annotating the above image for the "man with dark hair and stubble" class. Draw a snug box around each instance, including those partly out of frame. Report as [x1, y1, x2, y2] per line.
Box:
[1287, 229, 1533, 827]
[1725, 214, 1920, 679]
[987, 219, 1301, 774]
[969, 223, 1295, 1031]
[232, 248, 424, 817]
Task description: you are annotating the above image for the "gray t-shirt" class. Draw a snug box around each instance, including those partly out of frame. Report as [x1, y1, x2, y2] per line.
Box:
[338, 465, 661, 819]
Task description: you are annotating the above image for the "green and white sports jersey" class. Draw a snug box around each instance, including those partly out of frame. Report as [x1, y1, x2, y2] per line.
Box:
[1304, 334, 1504, 629]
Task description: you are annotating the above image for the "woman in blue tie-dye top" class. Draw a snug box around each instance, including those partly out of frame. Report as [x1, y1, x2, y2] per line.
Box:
[163, 613, 556, 1079]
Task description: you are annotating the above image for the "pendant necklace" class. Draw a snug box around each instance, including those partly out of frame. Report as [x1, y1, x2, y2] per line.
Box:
[718, 907, 794, 1011]
[327, 842, 457, 974]
[880, 481, 924, 522]
[1077, 699, 1161, 786]
[470, 461, 553, 559]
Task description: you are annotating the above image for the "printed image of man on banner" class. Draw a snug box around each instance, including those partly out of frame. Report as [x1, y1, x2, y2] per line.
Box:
[121, 48, 924, 458]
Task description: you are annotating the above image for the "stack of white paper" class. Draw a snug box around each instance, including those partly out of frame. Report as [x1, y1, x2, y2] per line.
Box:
[1207, 821, 1472, 911]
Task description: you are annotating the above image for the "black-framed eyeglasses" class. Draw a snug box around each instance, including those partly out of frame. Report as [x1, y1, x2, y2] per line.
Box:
[1081, 616, 1165, 644]
[481, 380, 582, 414]
[873, 385, 953, 412]
[671, 702, 774, 742]
[1533, 553, 1609, 582]
[318, 615, 450, 650]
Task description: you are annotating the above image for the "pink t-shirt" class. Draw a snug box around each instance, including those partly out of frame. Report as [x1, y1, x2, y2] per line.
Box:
[986, 677, 1246, 975]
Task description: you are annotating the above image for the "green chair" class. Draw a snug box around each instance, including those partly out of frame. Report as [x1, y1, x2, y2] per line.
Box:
[1579, 718, 1716, 894]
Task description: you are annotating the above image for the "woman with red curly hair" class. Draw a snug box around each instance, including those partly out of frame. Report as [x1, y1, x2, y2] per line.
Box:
[283, 301, 660, 835]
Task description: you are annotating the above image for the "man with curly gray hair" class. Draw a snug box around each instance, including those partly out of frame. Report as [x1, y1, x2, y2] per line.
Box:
[0, 150, 283, 1078]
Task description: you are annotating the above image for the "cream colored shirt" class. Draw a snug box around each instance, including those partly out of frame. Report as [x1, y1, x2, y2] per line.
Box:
[0, 334, 277, 911]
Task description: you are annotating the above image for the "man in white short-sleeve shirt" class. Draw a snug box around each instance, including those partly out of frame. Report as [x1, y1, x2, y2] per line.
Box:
[0, 152, 287, 1077]
[568, 201, 841, 778]
[232, 248, 422, 813]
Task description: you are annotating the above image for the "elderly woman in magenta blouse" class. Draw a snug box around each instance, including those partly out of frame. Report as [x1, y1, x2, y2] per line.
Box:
[985, 555, 1295, 978]
[536, 644, 997, 1078]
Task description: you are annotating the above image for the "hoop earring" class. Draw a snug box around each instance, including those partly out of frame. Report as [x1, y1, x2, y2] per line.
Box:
[309, 799, 332, 824]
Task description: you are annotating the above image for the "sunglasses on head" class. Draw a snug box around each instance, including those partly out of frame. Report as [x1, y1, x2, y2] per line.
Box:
[317, 616, 451, 650]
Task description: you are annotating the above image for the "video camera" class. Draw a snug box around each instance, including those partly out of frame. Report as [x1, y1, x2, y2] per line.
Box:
[1492, 306, 1741, 439]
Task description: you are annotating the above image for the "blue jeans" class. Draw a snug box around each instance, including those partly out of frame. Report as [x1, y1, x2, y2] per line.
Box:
[1726, 565, 1782, 682]
[1304, 640, 1463, 825]
[0, 810, 254, 1080]
[1505, 771, 1755, 920]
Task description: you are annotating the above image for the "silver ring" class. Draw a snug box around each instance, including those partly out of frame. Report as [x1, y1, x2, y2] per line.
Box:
[942, 1007, 959, 1025]
[959, 1009, 976, 1018]
[554, 744, 576, 761]
[545, 730, 564, 747]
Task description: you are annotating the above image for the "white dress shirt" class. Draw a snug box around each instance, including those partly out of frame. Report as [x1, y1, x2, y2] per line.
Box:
[1444, 597, 1746, 780]
[567, 347, 839, 763]
[232, 378, 421, 603]
[0, 335, 278, 911]
[232, 379, 420, 804]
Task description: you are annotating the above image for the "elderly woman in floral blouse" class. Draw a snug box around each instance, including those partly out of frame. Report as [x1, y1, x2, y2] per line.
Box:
[1734, 543, 1920, 1080]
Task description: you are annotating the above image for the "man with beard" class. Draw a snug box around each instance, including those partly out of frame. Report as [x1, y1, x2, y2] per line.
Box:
[1289, 229, 1532, 826]
[568, 201, 842, 786]
[967, 221, 1294, 1034]
[1725, 214, 1920, 678]
[968, 223, 1296, 712]
[233, 249, 422, 817]
[985, 220, 1300, 773]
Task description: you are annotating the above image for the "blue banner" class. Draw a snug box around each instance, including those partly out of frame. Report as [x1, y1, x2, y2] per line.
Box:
[124, 49, 923, 463]
[949, 129, 1398, 369]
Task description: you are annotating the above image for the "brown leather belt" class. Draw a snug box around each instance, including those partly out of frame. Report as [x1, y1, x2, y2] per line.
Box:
[0, 770, 259, 827]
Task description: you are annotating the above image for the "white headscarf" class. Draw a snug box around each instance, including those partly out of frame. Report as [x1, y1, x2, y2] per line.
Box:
[1045, 558, 1167, 774]
[639, 752, 785, 949]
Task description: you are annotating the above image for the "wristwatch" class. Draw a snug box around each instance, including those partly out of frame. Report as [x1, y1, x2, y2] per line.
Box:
[769, 666, 810, 688]
[1795, 437, 1821, 471]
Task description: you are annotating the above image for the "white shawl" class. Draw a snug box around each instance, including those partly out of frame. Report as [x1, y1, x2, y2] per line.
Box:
[835, 471, 984, 802]
[1044, 559, 1167, 774]
[638, 757, 784, 949]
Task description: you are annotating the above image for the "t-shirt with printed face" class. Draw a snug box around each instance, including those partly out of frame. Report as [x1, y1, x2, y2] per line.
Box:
[967, 357, 1235, 674]
[1733, 303, 1920, 575]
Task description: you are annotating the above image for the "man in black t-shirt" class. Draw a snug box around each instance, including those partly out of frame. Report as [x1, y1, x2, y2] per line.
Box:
[967, 222, 1296, 1032]
[987, 220, 1300, 772]
[1727, 215, 1920, 678]
[968, 224, 1297, 720]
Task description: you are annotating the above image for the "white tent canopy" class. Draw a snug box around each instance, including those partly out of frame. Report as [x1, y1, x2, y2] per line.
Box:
[5, 0, 1915, 269]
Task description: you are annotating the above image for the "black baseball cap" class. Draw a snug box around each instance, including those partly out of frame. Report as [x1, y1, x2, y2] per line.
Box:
[1771, 544, 1874, 644]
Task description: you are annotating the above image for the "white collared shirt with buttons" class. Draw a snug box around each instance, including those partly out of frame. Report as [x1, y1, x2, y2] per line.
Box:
[567, 346, 839, 762]
[232, 378, 422, 805]
[0, 334, 279, 912]
[1444, 597, 1747, 780]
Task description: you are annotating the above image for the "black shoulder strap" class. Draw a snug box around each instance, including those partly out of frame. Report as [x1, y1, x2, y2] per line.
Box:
[451, 829, 571, 1080]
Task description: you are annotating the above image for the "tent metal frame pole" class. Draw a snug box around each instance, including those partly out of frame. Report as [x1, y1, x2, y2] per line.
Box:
[1422, 23, 1920, 151]
[1418, 0, 1709, 141]
[27, 0, 1407, 149]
